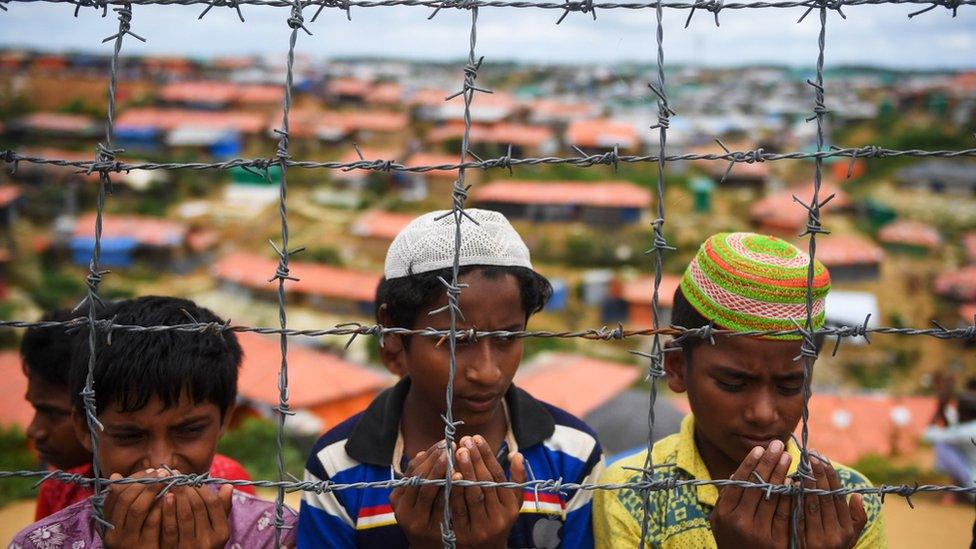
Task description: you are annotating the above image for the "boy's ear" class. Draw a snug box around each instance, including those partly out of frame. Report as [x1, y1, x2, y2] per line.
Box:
[71, 409, 94, 454]
[664, 341, 688, 394]
[377, 304, 408, 377]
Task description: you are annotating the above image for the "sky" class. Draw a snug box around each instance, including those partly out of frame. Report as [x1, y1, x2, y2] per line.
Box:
[0, 1, 974, 69]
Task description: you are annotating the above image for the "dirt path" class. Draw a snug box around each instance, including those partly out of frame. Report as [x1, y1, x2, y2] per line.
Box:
[1, 493, 971, 546]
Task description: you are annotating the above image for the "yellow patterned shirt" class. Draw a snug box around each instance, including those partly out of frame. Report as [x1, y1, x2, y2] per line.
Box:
[593, 415, 886, 548]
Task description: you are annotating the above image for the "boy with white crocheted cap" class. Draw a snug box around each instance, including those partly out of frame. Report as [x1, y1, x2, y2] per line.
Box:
[298, 209, 604, 548]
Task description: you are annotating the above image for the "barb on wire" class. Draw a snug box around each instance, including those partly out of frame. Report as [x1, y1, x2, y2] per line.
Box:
[556, 0, 596, 23]
[199, 0, 245, 20]
[684, 0, 723, 26]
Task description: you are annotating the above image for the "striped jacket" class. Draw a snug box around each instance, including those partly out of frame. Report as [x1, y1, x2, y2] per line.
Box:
[297, 377, 604, 548]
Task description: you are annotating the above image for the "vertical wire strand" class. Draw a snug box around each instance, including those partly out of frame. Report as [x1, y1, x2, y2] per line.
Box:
[78, 3, 139, 537]
[438, 7, 483, 547]
[271, 1, 310, 545]
[791, 5, 828, 548]
[638, 0, 673, 545]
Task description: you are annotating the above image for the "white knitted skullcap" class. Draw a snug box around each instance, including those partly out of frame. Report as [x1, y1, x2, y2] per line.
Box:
[384, 209, 532, 279]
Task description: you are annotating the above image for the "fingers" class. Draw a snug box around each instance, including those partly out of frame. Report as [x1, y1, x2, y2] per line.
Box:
[449, 471, 469, 530]
[801, 458, 824, 545]
[509, 452, 526, 513]
[161, 492, 178, 548]
[198, 485, 231, 548]
[176, 490, 195, 544]
[811, 452, 839, 534]
[108, 469, 154, 534]
[755, 448, 791, 535]
[455, 443, 489, 524]
[400, 447, 439, 510]
[127, 470, 165, 534]
[771, 477, 794, 542]
[822, 455, 851, 532]
[140, 494, 162, 546]
[466, 437, 499, 509]
[185, 482, 211, 544]
[739, 440, 787, 515]
[218, 484, 233, 516]
[716, 446, 764, 515]
[849, 493, 868, 544]
[416, 449, 448, 520]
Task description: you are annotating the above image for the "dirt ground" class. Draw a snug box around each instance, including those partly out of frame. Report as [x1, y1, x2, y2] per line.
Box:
[0, 492, 970, 547]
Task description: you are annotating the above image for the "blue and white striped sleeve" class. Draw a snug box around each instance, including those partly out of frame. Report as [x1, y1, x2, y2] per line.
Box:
[296, 441, 358, 548]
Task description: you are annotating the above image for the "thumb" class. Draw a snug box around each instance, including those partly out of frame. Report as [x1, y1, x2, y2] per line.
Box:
[218, 483, 234, 516]
[510, 452, 526, 509]
[849, 493, 868, 540]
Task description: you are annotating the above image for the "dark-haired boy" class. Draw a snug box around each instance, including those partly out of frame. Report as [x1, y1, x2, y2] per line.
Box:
[12, 296, 295, 547]
[298, 209, 604, 548]
[594, 232, 886, 548]
[20, 305, 255, 522]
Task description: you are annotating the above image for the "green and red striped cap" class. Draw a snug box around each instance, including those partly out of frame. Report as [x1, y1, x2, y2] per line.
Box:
[679, 232, 831, 339]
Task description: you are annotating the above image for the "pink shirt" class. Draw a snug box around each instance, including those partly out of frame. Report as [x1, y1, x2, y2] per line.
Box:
[11, 490, 296, 548]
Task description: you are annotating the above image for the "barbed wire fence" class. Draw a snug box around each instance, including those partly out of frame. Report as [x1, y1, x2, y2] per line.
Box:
[1, 0, 976, 546]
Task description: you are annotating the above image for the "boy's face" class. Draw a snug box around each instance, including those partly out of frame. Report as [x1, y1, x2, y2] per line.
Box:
[25, 372, 92, 470]
[383, 269, 527, 430]
[73, 393, 230, 477]
[665, 335, 807, 469]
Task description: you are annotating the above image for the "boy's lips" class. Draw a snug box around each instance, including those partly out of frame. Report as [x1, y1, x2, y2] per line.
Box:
[735, 434, 782, 448]
[456, 393, 500, 413]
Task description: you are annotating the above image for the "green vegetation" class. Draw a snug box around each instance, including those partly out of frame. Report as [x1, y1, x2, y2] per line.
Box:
[0, 427, 39, 506]
[217, 417, 310, 481]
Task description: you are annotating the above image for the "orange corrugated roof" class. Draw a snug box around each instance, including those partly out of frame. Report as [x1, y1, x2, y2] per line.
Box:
[159, 81, 238, 104]
[117, 108, 267, 133]
[366, 83, 403, 105]
[565, 119, 638, 149]
[427, 122, 554, 148]
[750, 182, 849, 232]
[236, 332, 390, 409]
[474, 179, 651, 209]
[961, 233, 976, 263]
[934, 266, 976, 302]
[405, 152, 460, 178]
[0, 186, 21, 207]
[529, 99, 598, 122]
[213, 251, 381, 303]
[289, 109, 408, 138]
[805, 234, 885, 267]
[351, 210, 415, 241]
[409, 88, 449, 107]
[0, 350, 31, 430]
[515, 353, 640, 418]
[329, 77, 372, 98]
[878, 220, 942, 249]
[670, 393, 935, 465]
[19, 112, 96, 133]
[74, 212, 187, 247]
[959, 303, 976, 322]
[620, 275, 681, 308]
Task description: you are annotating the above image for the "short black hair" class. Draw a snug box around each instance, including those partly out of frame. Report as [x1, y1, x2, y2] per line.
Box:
[375, 265, 552, 336]
[670, 285, 824, 357]
[21, 308, 78, 385]
[69, 296, 243, 419]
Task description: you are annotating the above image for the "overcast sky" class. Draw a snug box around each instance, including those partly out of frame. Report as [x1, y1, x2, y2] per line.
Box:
[0, 1, 973, 69]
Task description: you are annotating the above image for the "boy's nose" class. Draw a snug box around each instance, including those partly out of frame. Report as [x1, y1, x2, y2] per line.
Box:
[146, 441, 176, 469]
[464, 340, 503, 386]
[744, 390, 778, 427]
[26, 416, 46, 442]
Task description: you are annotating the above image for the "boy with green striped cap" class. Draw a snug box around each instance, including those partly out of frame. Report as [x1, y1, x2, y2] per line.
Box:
[593, 232, 886, 548]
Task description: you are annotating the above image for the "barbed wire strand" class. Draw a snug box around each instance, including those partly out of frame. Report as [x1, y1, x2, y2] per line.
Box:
[637, 0, 676, 542]
[5, 146, 976, 178]
[2, 0, 974, 12]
